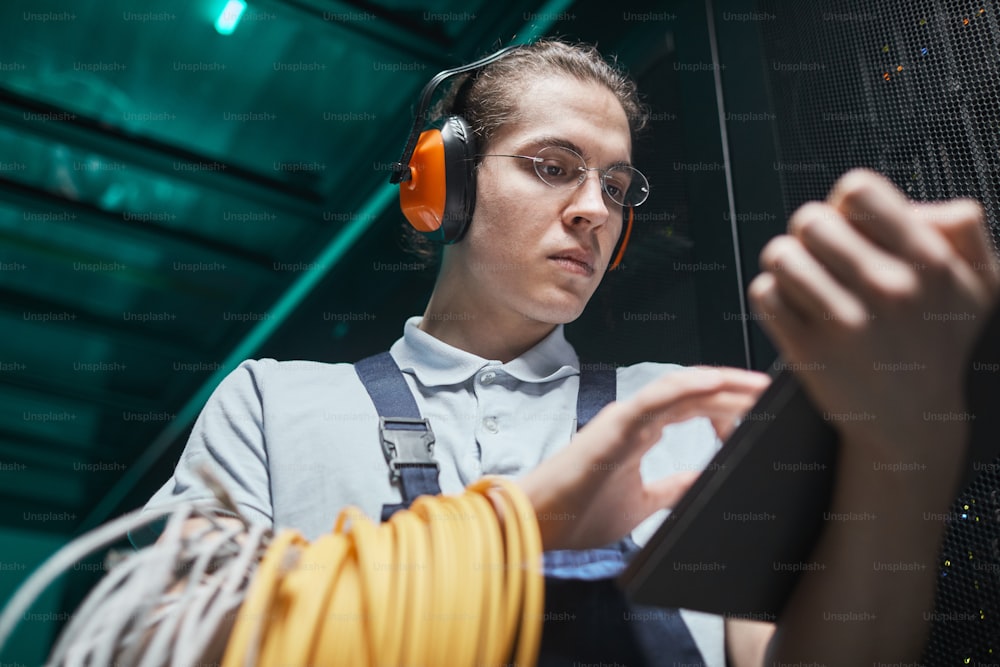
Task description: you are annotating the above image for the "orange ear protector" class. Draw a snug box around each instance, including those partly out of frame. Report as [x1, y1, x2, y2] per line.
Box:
[389, 45, 634, 269]
[389, 46, 519, 244]
[396, 116, 477, 243]
[609, 207, 633, 271]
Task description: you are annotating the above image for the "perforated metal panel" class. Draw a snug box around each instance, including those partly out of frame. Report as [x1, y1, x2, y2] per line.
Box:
[924, 476, 1000, 665]
[757, 0, 1000, 249]
[755, 1, 1000, 662]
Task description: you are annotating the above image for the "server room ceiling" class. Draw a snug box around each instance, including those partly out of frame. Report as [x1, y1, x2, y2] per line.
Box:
[0, 0, 671, 535]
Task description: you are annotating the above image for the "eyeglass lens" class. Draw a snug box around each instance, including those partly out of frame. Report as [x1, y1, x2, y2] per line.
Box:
[533, 146, 649, 207]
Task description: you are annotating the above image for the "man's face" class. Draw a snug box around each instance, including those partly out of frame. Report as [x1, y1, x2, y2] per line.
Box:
[443, 74, 633, 325]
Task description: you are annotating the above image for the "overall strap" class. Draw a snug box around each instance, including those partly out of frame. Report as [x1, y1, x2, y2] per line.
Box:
[354, 352, 617, 519]
[355, 352, 439, 520]
[353, 351, 422, 418]
[576, 366, 615, 430]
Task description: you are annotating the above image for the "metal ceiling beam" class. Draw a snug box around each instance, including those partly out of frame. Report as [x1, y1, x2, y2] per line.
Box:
[0, 366, 174, 417]
[0, 285, 211, 361]
[0, 176, 276, 277]
[450, 0, 552, 53]
[0, 431, 94, 460]
[0, 493, 87, 536]
[0, 87, 323, 223]
[0, 437, 109, 475]
[258, 0, 456, 67]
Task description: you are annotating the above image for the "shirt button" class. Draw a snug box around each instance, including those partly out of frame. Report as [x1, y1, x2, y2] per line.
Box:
[482, 417, 499, 433]
[480, 371, 496, 385]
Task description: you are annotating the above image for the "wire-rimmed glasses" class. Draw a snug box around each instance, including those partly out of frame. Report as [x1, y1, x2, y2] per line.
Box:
[478, 145, 650, 208]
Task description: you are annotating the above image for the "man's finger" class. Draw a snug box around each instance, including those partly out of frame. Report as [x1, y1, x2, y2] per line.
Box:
[748, 271, 811, 363]
[788, 202, 912, 305]
[916, 200, 1000, 292]
[629, 367, 768, 417]
[629, 388, 767, 446]
[759, 235, 868, 324]
[645, 470, 701, 512]
[827, 170, 955, 268]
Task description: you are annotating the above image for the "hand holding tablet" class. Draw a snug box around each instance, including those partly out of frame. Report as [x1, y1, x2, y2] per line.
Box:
[621, 171, 1000, 625]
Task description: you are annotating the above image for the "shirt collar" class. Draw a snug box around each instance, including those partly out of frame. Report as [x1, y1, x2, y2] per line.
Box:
[389, 316, 580, 387]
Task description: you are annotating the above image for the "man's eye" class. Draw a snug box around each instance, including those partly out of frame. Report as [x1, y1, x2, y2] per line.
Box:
[605, 173, 632, 199]
[537, 159, 575, 184]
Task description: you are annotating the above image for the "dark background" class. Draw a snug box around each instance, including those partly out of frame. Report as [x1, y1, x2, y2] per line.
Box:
[2, 0, 999, 662]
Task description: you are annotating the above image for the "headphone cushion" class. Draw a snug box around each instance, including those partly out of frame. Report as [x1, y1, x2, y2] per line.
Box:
[439, 116, 477, 243]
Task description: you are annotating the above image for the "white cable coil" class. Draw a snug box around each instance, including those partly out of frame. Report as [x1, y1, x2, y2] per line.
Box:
[0, 467, 545, 667]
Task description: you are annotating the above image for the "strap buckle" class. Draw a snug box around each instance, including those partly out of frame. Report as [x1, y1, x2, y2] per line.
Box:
[379, 417, 437, 480]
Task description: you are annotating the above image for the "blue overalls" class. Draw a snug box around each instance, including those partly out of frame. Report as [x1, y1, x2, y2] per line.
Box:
[355, 352, 706, 666]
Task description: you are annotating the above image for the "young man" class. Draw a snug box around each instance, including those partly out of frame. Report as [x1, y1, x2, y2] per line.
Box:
[142, 40, 1000, 665]
[142, 39, 767, 664]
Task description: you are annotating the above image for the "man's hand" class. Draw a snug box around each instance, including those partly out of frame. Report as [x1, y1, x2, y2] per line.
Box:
[518, 367, 769, 551]
[748, 170, 1000, 666]
[748, 170, 999, 503]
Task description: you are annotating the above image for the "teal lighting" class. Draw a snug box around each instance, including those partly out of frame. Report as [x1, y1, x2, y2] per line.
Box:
[214, 0, 247, 35]
[78, 184, 398, 534]
[79, 4, 578, 533]
[513, 0, 576, 41]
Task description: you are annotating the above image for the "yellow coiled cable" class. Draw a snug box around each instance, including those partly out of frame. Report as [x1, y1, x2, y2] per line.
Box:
[220, 476, 544, 667]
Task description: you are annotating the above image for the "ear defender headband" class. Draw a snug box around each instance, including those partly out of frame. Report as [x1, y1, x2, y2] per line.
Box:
[389, 46, 519, 245]
[389, 44, 634, 270]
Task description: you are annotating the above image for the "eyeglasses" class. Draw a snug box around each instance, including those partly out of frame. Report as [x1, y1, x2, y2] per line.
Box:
[477, 145, 650, 208]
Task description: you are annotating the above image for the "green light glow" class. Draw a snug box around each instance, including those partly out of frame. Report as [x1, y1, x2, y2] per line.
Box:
[78, 184, 397, 533]
[214, 0, 246, 35]
[513, 0, 576, 41]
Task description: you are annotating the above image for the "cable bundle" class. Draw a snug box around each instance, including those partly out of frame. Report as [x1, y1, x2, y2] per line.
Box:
[222, 476, 544, 667]
[47, 506, 268, 667]
[0, 472, 543, 667]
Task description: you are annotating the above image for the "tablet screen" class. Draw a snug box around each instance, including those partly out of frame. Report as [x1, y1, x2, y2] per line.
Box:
[618, 369, 838, 619]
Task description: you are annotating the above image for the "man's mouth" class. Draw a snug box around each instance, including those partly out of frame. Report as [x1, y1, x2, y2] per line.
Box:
[549, 250, 595, 276]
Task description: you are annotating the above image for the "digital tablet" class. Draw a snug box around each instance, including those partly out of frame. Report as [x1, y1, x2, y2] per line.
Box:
[619, 300, 1000, 619]
[618, 368, 838, 619]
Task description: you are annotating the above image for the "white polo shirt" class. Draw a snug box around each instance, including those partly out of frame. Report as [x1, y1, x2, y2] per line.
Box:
[142, 315, 726, 665]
